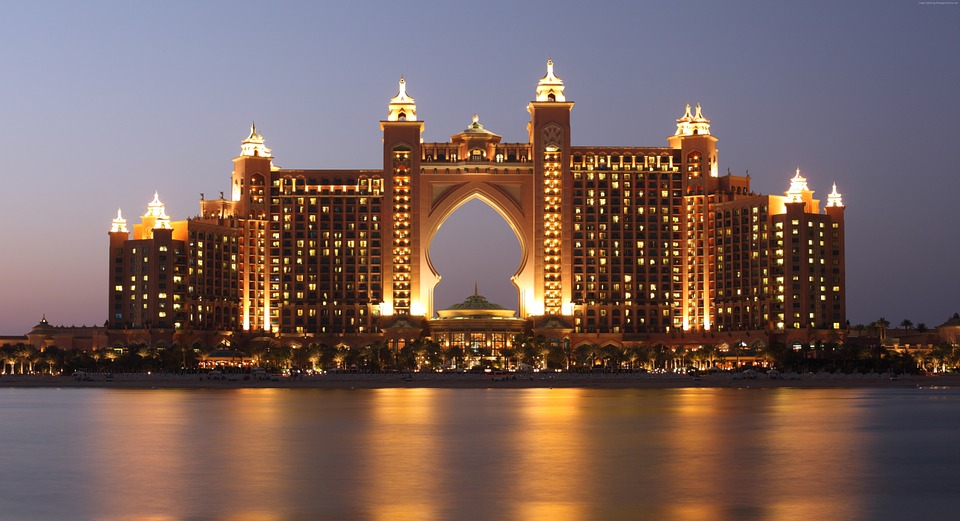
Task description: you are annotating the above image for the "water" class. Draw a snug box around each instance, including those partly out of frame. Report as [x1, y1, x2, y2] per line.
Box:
[1, 387, 958, 521]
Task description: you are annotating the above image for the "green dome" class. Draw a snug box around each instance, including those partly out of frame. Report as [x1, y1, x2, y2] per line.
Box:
[436, 285, 517, 319]
[446, 293, 507, 311]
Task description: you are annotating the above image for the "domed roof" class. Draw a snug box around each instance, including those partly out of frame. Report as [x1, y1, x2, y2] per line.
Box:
[446, 293, 507, 311]
[32, 315, 54, 331]
[436, 285, 517, 319]
[460, 114, 497, 136]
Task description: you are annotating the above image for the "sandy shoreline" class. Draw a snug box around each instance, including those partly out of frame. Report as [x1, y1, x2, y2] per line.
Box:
[2, 372, 957, 390]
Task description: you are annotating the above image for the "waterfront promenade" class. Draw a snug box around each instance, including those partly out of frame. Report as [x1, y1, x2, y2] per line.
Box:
[2, 371, 956, 390]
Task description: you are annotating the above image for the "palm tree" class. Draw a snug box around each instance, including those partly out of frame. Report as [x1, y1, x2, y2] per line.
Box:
[332, 344, 351, 370]
[363, 342, 391, 372]
[913, 349, 930, 373]
[600, 344, 624, 371]
[268, 344, 293, 371]
[136, 345, 160, 372]
[928, 344, 952, 373]
[873, 317, 890, 340]
[16, 345, 41, 374]
[648, 344, 672, 372]
[40, 346, 65, 375]
[0, 344, 15, 374]
[559, 340, 575, 371]
[622, 345, 645, 371]
[572, 343, 592, 370]
[440, 344, 460, 370]
[542, 342, 561, 370]
[899, 319, 914, 335]
[672, 345, 689, 372]
[916, 323, 928, 333]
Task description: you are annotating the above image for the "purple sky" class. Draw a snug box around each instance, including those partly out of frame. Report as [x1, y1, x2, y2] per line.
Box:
[1, 1, 958, 335]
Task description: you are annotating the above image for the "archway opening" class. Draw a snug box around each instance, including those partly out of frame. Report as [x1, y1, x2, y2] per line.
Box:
[429, 199, 521, 316]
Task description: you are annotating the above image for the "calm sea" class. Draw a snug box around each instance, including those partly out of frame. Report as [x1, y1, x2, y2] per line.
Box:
[1, 387, 958, 521]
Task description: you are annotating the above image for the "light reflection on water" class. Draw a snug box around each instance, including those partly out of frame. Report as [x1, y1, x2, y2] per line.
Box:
[1, 387, 958, 521]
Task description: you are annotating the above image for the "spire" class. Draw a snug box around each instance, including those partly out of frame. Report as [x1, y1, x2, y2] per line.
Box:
[387, 76, 417, 121]
[110, 208, 128, 233]
[535, 58, 566, 102]
[459, 113, 497, 136]
[240, 121, 272, 158]
[474, 281, 479, 296]
[675, 102, 711, 136]
[146, 192, 164, 216]
[827, 182, 844, 207]
[143, 192, 172, 229]
[786, 167, 811, 203]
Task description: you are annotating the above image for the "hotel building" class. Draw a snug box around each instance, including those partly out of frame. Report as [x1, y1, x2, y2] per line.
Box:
[106, 60, 846, 352]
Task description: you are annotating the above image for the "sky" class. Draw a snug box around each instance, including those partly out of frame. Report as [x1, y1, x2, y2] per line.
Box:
[1, 0, 958, 335]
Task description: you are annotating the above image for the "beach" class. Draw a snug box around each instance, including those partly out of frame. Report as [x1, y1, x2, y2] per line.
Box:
[2, 371, 956, 390]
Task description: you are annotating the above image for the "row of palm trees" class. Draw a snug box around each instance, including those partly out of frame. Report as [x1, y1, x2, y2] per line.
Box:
[4, 336, 959, 376]
[850, 317, 932, 339]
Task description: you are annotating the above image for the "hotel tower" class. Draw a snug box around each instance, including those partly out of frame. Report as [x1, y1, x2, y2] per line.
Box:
[107, 61, 846, 352]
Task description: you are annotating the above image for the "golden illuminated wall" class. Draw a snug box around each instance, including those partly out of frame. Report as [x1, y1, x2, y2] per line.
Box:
[712, 197, 775, 331]
[107, 67, 845, 341]
[772, 206, 842, 331]
[256, 174, 384, 335]
[240, 218, 267, 332]
[568, 150, 684, 334]
[542, 149, 563, 315]
[683, 194, 709, 331]
[186, 222, 240, 331]
[391, 150, 413, 315]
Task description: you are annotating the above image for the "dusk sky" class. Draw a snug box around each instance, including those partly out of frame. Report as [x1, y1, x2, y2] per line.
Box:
[1, 1, 958, 335]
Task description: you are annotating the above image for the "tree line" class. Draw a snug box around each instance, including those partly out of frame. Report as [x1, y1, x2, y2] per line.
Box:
[4, 334, 958, 376]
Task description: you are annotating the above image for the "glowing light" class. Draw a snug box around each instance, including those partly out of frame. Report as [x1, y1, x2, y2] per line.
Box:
[142, 192, 172, 230]
[379, 301, 394, 316]
[263, 297, 271, 332]
[826, 182, 844, 207]
[525, 289, 544, 316]
[240, 122, 272, 158]
[110, 208, 128, 233]
[535, 58, 566, 102]
[410, 301, 425, 316]
[674, 102, 711, 136]
[786, 167, 810, 203]
[387, 76, 417, 121]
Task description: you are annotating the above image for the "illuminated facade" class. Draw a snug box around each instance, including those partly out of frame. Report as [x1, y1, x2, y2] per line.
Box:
[107, 60, 846, 349]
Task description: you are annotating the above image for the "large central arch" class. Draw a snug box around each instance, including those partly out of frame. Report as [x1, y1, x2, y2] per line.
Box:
[417, 175, 535, 318]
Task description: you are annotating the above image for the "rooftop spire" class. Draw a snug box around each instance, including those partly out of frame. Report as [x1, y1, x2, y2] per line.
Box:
[143, 192, 172, 229]
[786, 167, 811, 203]
[387, 76, 417, 121]
[675, 102, 711, 136]
[827, 182, 844, 207]
[110, 208, 128, 233]
[240, 121, 272, 158]
[535, 58, 566, 102]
